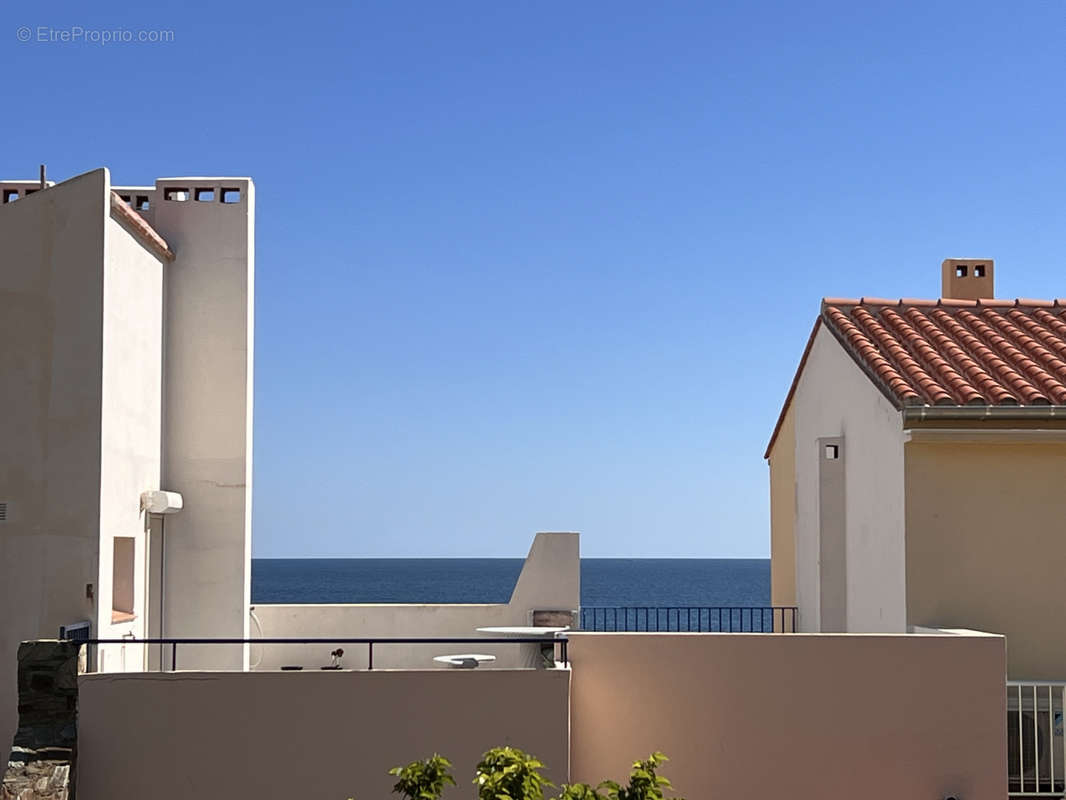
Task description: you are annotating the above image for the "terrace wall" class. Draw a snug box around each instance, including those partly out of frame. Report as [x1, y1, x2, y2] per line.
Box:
[568, 631, 1006, 800]
[72, 629, 1005, 799]
[78, 668, 570, 800]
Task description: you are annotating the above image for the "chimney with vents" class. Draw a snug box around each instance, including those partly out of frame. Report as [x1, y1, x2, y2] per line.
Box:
[942, 258, 994, 301]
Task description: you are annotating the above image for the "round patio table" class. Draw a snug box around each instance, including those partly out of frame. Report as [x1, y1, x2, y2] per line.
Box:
[432, 653, 496, 669]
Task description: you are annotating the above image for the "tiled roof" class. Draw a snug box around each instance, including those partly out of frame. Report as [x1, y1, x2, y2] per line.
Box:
[765, 296, 1066, 459]
[823, 297, 1066, 407]
[109, 191, 174, 262]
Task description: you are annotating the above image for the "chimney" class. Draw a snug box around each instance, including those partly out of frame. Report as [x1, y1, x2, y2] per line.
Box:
[942, 258, 994, 301]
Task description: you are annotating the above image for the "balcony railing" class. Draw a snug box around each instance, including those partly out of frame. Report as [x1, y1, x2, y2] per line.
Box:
[1009, 681, 1066, 797]
[68, 636, 570, 672]
[579, 606, 797, 633]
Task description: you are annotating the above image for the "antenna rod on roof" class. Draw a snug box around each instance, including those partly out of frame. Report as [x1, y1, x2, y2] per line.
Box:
[39, 164, 46, 190]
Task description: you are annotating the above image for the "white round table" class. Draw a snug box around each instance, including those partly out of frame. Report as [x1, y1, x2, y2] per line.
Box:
[433, 653, 496, 669]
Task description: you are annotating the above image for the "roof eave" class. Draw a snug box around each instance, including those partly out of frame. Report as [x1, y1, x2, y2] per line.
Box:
[764, 318, 822, 460]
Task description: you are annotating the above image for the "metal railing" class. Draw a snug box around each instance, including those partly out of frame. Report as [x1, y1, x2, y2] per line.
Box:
[1009, 681, 1066, 797]
[70, 636, 569, 672]
[579, 606, 797, 633]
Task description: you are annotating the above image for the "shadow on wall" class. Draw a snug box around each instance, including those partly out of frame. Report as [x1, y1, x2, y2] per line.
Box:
[2, 641, 80, 799]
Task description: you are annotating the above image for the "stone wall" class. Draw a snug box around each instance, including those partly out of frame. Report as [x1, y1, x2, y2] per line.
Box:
[2, 641, 79, 800]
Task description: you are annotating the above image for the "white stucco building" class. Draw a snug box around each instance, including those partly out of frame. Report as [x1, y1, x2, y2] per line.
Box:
[0, 168, 255, 741]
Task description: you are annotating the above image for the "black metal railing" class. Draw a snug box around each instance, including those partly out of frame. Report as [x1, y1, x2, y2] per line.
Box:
[579, 606, 797, 633]
[69, 636, 569, 672]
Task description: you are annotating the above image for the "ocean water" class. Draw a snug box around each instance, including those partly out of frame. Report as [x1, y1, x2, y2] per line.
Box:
[251, 558, 769, 607]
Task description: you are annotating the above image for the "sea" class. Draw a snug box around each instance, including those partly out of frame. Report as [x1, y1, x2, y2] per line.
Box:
[251, 558, 769, 607]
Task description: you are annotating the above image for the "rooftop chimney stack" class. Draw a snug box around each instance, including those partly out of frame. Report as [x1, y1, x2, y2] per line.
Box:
[942, 258, 994, 301]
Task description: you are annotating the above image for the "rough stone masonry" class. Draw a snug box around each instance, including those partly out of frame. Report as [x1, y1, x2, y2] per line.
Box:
[2, 641, 79, 800]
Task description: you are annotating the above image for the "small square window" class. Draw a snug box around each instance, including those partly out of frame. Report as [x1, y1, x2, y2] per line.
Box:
[163, 187, 189, 202]
[24, 188, 37, 196]
[195, 188, 215, 202]
[974, 264, 986, 277]
[119, 194, 132, 203]
[221, 188, 240, 204]
[135, 195, 150, 211]
[955, 265, 968, 278]
[824, 444, 839, 460]
[2, 189, 19, 203]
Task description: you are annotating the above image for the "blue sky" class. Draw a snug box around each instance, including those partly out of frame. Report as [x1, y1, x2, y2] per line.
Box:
[2, 1, 1064, 558]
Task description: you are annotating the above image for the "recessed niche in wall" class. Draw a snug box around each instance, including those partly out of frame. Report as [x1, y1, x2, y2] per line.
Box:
[2, 189, 19, 203]
[135, 196, 150, 211]
[112, 537, 136, 624]
[195, 188, 215, 202]
[221, 187, 240, 204]
[163, 187, 189, 202]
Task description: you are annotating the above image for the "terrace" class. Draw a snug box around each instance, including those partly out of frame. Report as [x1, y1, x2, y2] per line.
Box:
[7, 626, 1005, 800]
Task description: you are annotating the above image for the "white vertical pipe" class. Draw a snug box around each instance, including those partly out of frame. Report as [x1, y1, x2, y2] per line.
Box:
[1019, 684, 1025, 794]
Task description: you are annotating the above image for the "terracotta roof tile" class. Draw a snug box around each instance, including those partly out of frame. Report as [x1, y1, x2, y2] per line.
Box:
[1015, 298, 1056, 308]
[822, 298, 1066, 409]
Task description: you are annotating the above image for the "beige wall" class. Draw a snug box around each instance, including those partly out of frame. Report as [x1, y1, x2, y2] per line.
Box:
[78, 669, 570, 800]
[906, 439, 1066, 679]
[767, 404, 796, 609]
[569, 632, 1006, 800]
[0, 169, 110, 743]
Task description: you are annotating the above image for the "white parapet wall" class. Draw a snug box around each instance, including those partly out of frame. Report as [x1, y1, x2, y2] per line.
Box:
[251, 531, 579, 670]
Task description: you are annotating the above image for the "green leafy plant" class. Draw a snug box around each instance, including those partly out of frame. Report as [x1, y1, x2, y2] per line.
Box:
[352, 748, 685, 800]
[553, 784, 606, 800]
[597, 753, 685, 800]
[388, 754, 456, 800]
[475, 746, 553, 800]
